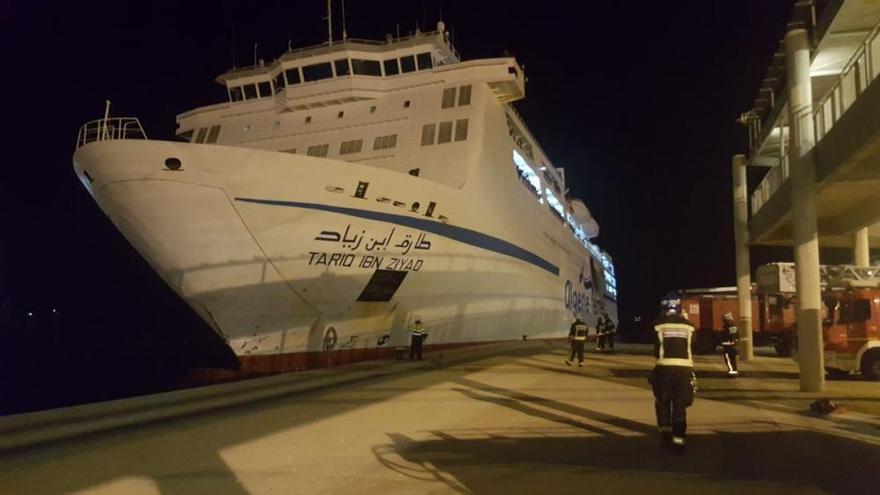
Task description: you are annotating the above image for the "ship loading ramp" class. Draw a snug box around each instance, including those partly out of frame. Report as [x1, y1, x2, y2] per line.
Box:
[732, 0, 880, 392]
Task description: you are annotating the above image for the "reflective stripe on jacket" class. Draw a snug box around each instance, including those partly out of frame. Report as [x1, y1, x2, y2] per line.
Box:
[653, 315, 694, 368]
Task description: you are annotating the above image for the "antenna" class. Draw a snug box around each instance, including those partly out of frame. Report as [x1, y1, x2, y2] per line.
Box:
[341, 0, 347, 41]
[253, 42, 258, 66]
[232, 27, 236, 69]
[326, 0, 333, 46]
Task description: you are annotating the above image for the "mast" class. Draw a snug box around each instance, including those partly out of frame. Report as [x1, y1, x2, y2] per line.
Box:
[327, 0, 333, 46]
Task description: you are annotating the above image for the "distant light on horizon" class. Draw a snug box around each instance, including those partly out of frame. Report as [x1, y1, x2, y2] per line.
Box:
[27, 311, 33, 317]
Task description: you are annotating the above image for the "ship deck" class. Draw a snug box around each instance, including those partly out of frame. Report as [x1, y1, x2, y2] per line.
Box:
[2, 343, 878, 494]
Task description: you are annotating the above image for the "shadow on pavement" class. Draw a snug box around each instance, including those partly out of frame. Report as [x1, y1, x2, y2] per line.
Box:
[374, 377, 879, 495]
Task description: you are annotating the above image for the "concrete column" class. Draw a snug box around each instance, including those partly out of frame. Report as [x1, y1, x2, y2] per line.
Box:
[732, 154, 754, 360]
[853, 227, 870, 266]
[786, 27, 825, 392]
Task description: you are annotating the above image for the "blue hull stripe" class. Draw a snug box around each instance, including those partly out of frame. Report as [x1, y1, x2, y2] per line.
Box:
[234, 197, 560, 275]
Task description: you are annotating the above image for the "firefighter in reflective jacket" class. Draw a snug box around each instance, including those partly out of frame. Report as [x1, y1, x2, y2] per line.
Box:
[565, 317, 589, 367]
[409, 317, 427, 361]
[721, 312, 739, 377]
[651, 301, 697, 453]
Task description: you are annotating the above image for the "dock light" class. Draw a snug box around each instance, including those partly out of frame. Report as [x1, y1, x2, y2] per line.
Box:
[27, 312, 33, 317]
[51, 308, 57, 314]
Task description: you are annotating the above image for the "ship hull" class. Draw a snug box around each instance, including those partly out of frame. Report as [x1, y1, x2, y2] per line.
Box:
[73, 140, 615, 374]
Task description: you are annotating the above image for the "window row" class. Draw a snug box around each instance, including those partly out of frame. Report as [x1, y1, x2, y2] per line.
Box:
[191, 125, 222, 144]
[420, 119, 469, 146]
[229, 51, 434, 103]
[301, 134, 399, 158]
[441, 85, 472, 109]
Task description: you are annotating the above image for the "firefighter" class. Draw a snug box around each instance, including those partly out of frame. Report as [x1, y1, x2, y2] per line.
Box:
[409, 316, 428, 361]
[598, 311, 616, 352]
[565, 316, 589, 367]
[721, 312, 739, 377]
[650, 300, 697, 453]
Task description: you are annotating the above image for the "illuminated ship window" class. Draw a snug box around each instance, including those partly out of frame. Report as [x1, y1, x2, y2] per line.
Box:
[417, 52, 433, 70]
[334, 59, 351, 77]
[421, 123, 436, 146]
[437, 121, 453, 144]
[454, 119, 469, 141]
[441, 87, 456, 109]
[352, 59, 382, 76]
[513, 150, 542, 201]
[545, 189, 564, 220]
[339, 139, 363, 155]
[458, 85, 472, 106]
[257, 81, 271, 98]
[383, 59, 400, 76]
[307, 144, 329, 157]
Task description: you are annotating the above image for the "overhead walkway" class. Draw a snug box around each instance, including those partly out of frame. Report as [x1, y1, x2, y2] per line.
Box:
[732, 0, 880, 392]
[744, 1, 880, 248]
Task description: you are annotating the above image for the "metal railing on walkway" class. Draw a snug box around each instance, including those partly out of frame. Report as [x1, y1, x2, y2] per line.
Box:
[751, 19, 880, 215]
[75, 117, 147, 150]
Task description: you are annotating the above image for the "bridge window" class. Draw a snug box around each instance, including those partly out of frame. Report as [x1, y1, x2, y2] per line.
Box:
[303, 62, 333, 82]
[334, 59, 351, 77]
[285, 68, 301, 85]
[458, 85, 472, 106]
[417, 52, 433, 70]
[437, 121, 453, 144]
[195, 127, 208, 144]
[441, 87, 456, 109]
[206, 125, 221, 144]
[400, 55, 416, 73]
[229, 86, 243, 102]
[383, 59, 399, 76]
[243, 84, 258, 100]
[421, 123, 436, 146]
[273, 72, 285, 93]
[340, 139, 363, 155]
[352, 59, 381, 76]
[307, 144, 329, 157]
[257, 81, 271, 98]
[454, 119, 469, 141]
[373, 134, 397, 150]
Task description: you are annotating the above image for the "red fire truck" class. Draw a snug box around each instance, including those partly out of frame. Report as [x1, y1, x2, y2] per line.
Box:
[661, 287, 795, 356]
[757, 263, 880, 380]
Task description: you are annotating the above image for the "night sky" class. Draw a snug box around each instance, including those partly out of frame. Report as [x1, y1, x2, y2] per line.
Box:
[3, 0, 838, 412]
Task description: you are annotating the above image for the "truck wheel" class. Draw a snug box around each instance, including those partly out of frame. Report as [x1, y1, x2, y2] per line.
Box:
[861, 351, 880, 381]
[774, 342, 792, 357]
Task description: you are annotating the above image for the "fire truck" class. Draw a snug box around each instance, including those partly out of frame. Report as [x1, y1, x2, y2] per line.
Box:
[757, 263, 880, 380]
[661, 287, 795, 356]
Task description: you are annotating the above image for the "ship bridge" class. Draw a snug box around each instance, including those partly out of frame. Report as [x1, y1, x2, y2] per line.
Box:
[211, 25, 525, 114]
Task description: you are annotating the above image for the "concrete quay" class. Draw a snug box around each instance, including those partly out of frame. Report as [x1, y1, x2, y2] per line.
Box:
[1, 342, 878, 494]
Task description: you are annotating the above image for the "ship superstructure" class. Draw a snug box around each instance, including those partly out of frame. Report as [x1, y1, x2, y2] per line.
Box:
[73, 22, 618, 373]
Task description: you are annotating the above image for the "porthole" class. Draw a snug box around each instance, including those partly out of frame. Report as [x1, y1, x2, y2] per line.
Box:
[164, 157, 182, 170]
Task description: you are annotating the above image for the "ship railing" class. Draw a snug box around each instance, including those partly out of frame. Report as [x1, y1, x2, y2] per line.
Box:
[76, 117, 148, 149]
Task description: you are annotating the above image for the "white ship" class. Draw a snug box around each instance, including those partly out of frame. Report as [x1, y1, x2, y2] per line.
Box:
[72, 21, 618, 375]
